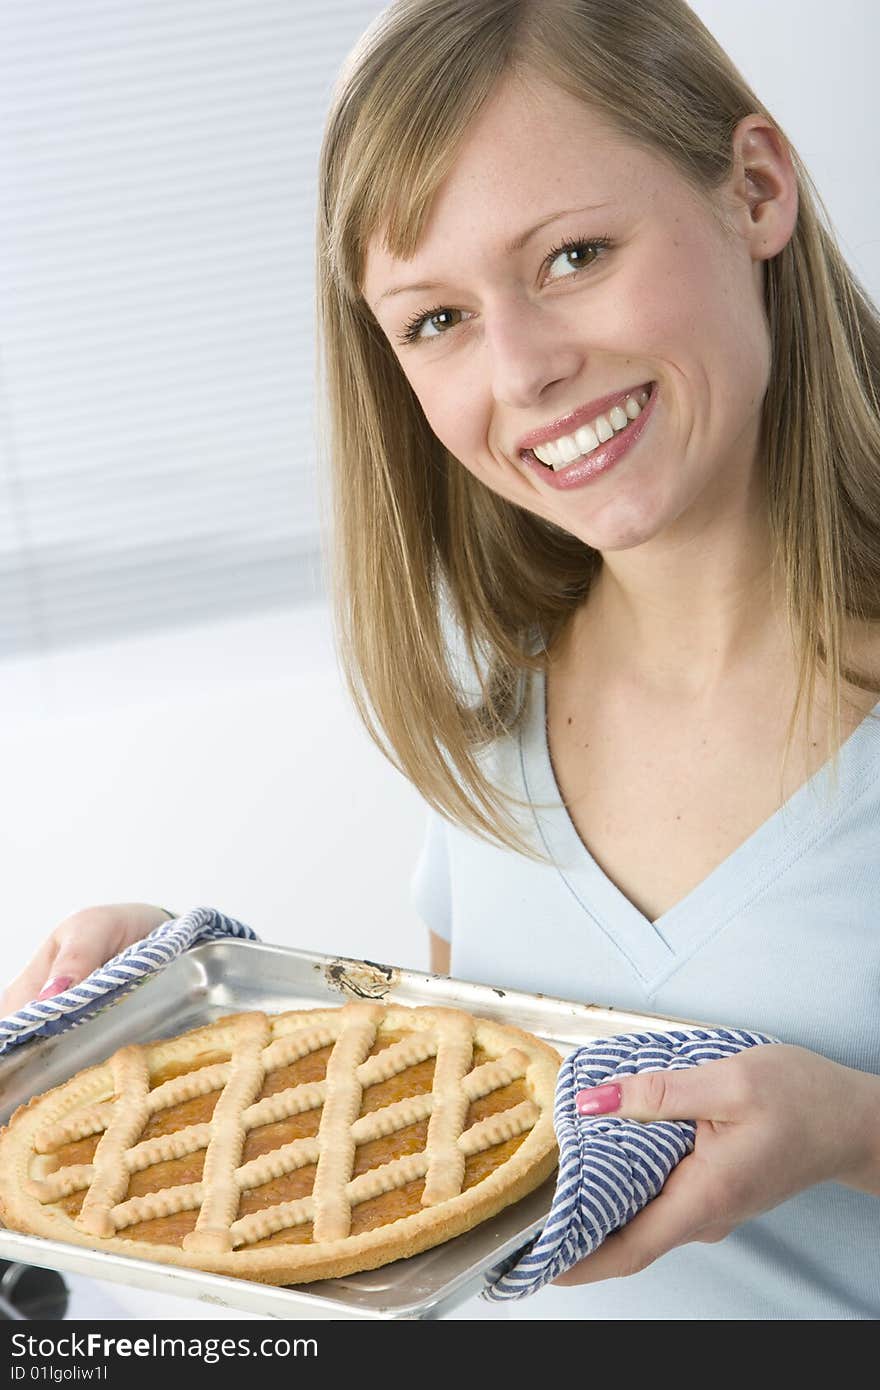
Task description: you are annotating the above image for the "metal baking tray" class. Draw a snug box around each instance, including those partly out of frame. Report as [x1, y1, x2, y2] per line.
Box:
[0, 940, 705, 1320]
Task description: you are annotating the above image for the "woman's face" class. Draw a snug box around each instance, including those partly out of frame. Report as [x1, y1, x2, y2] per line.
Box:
[362, 72, 792, 555]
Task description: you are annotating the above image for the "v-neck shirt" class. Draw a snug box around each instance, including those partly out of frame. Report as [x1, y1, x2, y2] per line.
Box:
[410, 666, 880, 1319]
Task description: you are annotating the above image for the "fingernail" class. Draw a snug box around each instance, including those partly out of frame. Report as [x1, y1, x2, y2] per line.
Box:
[36, 976, 73, 1001]
[576, 1083, 622, 1117]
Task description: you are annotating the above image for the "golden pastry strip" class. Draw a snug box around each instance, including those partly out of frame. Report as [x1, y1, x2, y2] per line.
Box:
[459, 1101, 540, 1155]
[356, 1033, 437, 1084]
[150, 1062, 232, 1109]
[231, 1191, 316, 1246]
[460, 1050, 530, 1100]
[115, 1180, 205, 1230]
[311, 1002, 384, 1242]
[26, 1163, 94, 1202]
[422, 1011, 473, 1207]
[351, 1091, 433, 1141]
[260, 1025, 337, 1073]
[34, 1101, 115, 1155]
[237, 1136, 321, 1189]
[243, 1081, 325, 1129]
[130, 1123, 213, 1171]
[77, 1048, 151, 1239]
[183, 1014, 270, 1256]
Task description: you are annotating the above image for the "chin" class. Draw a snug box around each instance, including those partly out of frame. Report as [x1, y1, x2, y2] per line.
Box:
[565, 517, 668, 553]
[560, 489, 678, 552]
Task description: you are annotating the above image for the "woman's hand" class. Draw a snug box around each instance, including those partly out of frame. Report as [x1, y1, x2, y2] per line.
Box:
[0, 904, 176, 1015]
[553, 1043, 880, 1286]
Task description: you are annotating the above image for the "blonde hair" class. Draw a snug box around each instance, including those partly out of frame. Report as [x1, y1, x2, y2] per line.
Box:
[317, 0, 880, 854]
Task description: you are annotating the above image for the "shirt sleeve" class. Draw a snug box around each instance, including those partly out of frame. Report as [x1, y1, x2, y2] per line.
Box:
[409, 808, 452, 943]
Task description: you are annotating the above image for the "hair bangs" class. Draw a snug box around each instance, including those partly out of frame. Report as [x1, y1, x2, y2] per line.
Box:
[322, 0, 526, 302]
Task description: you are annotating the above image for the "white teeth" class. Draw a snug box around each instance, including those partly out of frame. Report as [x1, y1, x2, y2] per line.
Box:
[574, 423, 599, 454]
[557, 435, 580, 464]
[530, 385, 652, 471]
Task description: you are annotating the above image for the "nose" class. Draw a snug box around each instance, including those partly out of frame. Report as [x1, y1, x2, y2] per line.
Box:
[484, 296, 584, 409]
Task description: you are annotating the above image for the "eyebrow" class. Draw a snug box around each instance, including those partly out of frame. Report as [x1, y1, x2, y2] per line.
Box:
[374, 203, 611, 305]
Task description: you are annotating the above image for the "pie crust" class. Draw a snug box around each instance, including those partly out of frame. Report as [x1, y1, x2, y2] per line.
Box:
[0, 1001, 561, 1284]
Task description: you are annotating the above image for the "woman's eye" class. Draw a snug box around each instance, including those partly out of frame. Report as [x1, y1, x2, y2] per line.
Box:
[544, 236, 611, 282]
[398, 306, 463, 346]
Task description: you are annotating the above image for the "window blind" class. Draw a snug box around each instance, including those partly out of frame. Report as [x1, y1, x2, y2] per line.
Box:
[0, 0, 387, 655]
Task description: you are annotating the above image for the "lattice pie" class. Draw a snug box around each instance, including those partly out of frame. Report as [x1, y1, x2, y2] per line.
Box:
[0, 1001, 561, 1284]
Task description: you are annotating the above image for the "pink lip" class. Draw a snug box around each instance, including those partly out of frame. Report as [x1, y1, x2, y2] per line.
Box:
[515, 381, 654, 455]
[521, 381, 658, 491]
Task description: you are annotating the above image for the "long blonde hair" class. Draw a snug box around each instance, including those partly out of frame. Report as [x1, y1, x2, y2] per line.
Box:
[317, 0, 880, 854]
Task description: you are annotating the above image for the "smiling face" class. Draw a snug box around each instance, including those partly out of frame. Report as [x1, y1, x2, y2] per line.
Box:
[362, 70, 788, 557]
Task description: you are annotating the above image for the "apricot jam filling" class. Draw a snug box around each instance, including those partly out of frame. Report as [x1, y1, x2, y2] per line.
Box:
[50, 1029, 528, 1248]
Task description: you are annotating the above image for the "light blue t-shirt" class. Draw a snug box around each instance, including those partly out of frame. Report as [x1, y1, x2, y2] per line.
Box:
[411, 667, 880, 1320]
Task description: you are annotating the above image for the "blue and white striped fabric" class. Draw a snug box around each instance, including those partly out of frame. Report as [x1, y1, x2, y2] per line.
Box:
[0, 907, 258, 1058]
[483, 1026, 779, 1300]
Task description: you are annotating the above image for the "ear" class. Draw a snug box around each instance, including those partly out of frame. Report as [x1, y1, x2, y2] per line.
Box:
[725, 115, 799, 261]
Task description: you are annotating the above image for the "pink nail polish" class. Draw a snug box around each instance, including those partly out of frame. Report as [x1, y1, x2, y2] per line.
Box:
[36, 976, 73, 1001]
[576, 1083, 622, 1117]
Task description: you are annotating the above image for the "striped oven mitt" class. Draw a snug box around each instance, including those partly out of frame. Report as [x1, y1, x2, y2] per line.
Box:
[0, 907, 258, 1058]
[483, 1026, 779, 1301]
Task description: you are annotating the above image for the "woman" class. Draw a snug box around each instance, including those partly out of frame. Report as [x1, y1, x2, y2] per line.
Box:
[4, 0, 880, 1318]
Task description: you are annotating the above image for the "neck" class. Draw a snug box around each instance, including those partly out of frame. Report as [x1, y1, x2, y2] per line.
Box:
[576, 512, 790, 704]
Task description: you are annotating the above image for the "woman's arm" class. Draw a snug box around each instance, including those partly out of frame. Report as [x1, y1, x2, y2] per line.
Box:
[429, 930, 450, 975]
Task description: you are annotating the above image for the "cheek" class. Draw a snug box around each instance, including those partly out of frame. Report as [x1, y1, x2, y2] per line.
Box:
[424, 400, 470, 453]
[409, 367, 496, 473]
[415, 380, 533, 509]
[404, 366, 450, 442]
[631, 231, 769, 423]
[628, 243, 721, 356]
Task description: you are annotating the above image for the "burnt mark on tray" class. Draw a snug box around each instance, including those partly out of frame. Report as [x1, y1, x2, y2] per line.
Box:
[362, 959, 395, 978]
[323, 959, 399, 1000]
